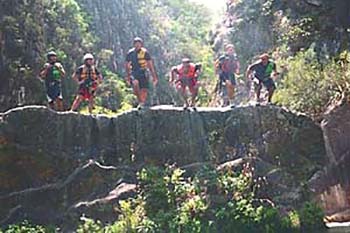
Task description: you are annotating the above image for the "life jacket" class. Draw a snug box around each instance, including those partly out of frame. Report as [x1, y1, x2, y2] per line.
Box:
[79, 65, 98, 82]
[136, 48, 148, 69]
[177, 63, 197, 79]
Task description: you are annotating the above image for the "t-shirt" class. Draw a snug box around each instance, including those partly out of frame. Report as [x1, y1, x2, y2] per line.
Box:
[126, 47, 151, 74]
[249, 60, 276, 81]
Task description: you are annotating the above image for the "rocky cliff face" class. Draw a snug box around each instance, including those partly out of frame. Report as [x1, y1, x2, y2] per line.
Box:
[309, 98, 350, 221]
[0, 105, 326, 228]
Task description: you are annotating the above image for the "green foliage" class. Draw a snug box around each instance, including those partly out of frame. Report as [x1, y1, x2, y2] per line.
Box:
[3, 167, 325, 233]
[73, 165, 325, 233]
[274, 47, 350, 117]
[2, 220, 54, 233]
[298, 202, 326, 233]
[95, 69, 135, 113]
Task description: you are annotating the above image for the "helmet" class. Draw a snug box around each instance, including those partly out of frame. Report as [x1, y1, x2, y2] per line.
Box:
[83, 53, 94, 61]
[182, 58, 191, 63]
[47, 51, 57, 59]
[225, 44, 234, 50]
[133, 37, 143, 44]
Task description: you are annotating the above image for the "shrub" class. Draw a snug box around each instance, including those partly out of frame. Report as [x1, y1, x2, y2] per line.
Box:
[274, 47, 350, 118]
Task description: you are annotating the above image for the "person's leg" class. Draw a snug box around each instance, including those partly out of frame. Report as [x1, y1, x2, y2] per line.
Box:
[137, 74, 150, 106]
[229, 74, 237, 103]
[175, 83, 188, 107]
[54, 84, 64, 111]
[264, 79, 276, 103]
[46, 86, 55, 110]
[219, 74, 228, 106]
[88, 96, 94, 113]
[71, 95, 83, 111]
[132, 79, 141, 103]
[182, 87, 189, 107]
[48, 101, 55, 110]
[255, 81, 262, 102]
[267, 87, 275, 103]
[139, 89, 148, 105]
[226, 80, 235, 104]
[56, 98, 64, 111]
[189, 81, 199, 107]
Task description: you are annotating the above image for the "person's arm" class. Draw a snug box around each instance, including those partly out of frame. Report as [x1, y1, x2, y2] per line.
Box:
[235, 59, 240, 75]
[57, 63, 66, 77]
[95, 68, 103, 84]
[195, 64, 202, 77]
[72, 68, 82, 84]
[170, 66, 178, 83]
[144, 50, 158, 85]
[147, 59, 158, 86]
[125, 61, 132, 85]
[245, 65, 253, 80]
[272, 62, 278, 79]
[124, 51, 132, 85]
[214, 59, 220, 75]
[72, 73, 79, 83]
[39, 63, 51, 79]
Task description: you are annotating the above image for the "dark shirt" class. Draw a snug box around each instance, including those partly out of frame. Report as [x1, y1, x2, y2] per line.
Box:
[126, 47, 151, 75]
[249, 60, 276, 81]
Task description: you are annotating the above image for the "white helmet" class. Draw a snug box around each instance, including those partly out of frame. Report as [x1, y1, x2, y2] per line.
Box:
[83, 53, 94, 61]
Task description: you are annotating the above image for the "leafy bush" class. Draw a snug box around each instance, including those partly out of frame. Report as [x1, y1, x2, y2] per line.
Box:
[75, 165, 326, 233]
[2, 220, 54, 233]
[274, 47, 350, 118]
[298, 202, 326, 233]
[4, 166, 326, 233]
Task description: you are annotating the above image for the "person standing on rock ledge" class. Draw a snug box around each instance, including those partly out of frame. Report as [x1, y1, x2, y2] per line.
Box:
[125, 37, 158, 109]
[170, 58, 202, 109]
[70, 53, 103, 114]
[246, 53, 278, 104]
[39, 51, 66, 111]
[215, 44, 240, 107]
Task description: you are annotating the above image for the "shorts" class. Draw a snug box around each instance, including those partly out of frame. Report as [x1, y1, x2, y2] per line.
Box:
[132, 70, 149, 89]
[46, 81, 62, 103]
[256, 78, 275, 90]
[219, 72, 236, 85]
[79, 82, 97, 100]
